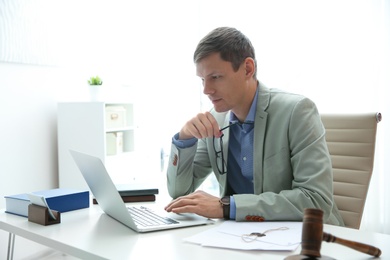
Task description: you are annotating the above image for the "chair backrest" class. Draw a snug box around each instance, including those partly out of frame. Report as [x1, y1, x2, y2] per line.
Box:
[321, 112, 381, 229]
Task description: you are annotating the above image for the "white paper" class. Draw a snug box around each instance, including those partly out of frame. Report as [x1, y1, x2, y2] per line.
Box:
[184, 221, 302, 251]
[27, 193, 57, 220]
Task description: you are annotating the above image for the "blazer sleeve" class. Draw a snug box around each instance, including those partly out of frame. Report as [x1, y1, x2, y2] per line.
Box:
[166, 138, 213, 199]
[166, 111, 229, 199]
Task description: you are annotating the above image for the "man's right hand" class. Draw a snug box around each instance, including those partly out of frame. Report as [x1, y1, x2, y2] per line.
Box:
[179, 112, 222, 140]
[164, 190, 224, 219]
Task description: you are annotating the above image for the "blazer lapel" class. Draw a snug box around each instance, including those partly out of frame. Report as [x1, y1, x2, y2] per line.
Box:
[253, 82, 270, 194]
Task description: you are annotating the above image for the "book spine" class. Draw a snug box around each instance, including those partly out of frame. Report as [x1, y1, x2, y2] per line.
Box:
[118, 190, 159, 196]
[93, 195, 156, 204]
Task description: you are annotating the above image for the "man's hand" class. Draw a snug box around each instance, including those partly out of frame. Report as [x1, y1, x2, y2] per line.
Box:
[164, 190, 224, 219]
[179, 112, 222, 140]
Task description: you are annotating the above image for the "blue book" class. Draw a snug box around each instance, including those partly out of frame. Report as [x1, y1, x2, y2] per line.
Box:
[4, 188, 89, 217]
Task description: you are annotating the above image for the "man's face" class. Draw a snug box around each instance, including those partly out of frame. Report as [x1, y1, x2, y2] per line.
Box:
[196, 52, 247, 113]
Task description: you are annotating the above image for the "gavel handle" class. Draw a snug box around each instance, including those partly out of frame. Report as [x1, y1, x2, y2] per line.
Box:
[323, 232, 382, 257]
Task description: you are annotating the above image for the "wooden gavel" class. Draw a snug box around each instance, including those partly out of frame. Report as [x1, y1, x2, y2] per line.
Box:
[286, 208, 382, 259]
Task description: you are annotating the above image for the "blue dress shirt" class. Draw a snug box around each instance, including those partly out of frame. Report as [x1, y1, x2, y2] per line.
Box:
[227, 88, 258, 219]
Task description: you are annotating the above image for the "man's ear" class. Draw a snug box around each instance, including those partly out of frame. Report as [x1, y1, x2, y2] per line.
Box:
[244, 57, 255, 78]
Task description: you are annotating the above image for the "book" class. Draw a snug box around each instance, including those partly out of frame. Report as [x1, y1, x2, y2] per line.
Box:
[4, 188, 90, 218]
[92, 183, 159, 204]
[115, 183, 159, 197]
[93, 194, 156, 204]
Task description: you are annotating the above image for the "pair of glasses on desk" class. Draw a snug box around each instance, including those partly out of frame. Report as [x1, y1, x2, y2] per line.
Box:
[241, 227, 289, 242]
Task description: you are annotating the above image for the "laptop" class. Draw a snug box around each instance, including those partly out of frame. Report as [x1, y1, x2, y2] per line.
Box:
[70, 150, 214, 232]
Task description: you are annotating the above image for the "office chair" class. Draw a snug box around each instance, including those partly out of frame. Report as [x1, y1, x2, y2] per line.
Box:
[321, 112, 382, 229]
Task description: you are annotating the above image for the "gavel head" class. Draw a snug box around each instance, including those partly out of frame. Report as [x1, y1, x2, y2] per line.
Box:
[300, 208, 324, 258]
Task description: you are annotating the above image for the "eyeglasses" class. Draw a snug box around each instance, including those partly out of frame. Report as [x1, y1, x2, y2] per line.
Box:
[213, 121, 254, 175]
[241, 227, 289, 242]
[213, 122, 241, 175]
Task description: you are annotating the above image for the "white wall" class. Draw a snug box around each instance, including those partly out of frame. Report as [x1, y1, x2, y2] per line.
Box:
[0, 63, 59, 201]
[0, 63, 89, 258]
[0, 0, 201, 258]
[0, 0, 202, 207]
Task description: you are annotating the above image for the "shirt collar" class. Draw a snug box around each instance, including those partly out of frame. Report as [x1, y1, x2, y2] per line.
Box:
[230, 85, 259, 124]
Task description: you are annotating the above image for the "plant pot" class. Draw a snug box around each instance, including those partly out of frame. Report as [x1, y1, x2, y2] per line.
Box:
[89, 85, 102, 101]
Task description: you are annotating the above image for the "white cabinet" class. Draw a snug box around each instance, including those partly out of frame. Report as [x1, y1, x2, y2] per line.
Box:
[57, 102, 137, 190]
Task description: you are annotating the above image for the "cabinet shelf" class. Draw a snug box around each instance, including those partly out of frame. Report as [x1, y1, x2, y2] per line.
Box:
[105, 126, 136, 133]
[57, 102, 137, 190]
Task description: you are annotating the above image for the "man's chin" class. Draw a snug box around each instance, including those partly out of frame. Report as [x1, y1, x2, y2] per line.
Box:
[213, 106, 229, 113]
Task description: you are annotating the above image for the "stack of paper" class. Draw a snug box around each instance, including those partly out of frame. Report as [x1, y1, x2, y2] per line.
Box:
[184, 221, 302, 251]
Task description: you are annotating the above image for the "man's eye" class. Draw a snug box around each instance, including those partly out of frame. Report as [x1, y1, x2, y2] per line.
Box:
[212, 75, 221, 80]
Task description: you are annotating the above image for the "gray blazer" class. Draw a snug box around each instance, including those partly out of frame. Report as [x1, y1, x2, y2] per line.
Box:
[167, 82, 344, 226]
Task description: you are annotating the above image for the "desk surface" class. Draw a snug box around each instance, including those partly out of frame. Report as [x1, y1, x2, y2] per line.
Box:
[1, 203, 389, 260]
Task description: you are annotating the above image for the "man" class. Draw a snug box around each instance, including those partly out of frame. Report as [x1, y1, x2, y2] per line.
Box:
[164, 27, 344, 225]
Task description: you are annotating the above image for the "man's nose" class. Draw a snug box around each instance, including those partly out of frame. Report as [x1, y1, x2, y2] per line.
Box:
[203, 80, 213, 95]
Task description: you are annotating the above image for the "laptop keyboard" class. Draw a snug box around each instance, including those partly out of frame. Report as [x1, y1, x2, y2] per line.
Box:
[127, 206, 179, 227]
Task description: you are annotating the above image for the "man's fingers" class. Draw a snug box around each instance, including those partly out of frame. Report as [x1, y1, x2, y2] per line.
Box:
[171, 205, 197, 214]
[205, 112, 222, 137]
[179, 112, 220, 139]
[165, 197, 195, 212]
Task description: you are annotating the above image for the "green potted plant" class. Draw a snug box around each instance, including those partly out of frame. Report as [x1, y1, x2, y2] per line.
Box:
[88, 76, 103, 86]
[88, 76, 103, 101]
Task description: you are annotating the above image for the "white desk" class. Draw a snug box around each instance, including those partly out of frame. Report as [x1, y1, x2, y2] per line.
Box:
[1, 204, 389, 260]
